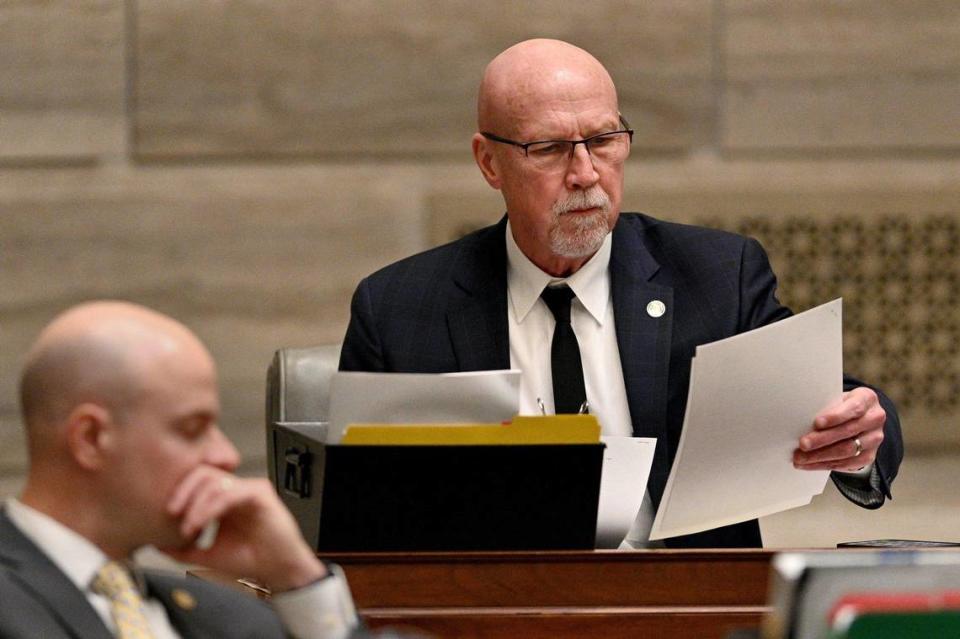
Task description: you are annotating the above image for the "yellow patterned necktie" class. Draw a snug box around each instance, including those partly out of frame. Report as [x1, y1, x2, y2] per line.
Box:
[90, 561, 156, 639]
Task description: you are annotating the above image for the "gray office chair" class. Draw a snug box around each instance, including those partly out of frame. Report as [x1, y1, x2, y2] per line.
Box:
[265, 344, 341, 485]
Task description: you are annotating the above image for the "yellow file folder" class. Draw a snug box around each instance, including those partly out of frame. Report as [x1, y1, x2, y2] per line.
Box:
[341, 414, 600, 445]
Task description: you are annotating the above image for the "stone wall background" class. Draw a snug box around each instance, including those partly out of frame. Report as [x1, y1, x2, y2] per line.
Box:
[2, 1, 959, 544]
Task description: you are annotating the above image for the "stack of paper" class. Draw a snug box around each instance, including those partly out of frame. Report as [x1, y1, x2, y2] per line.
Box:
[650, 299, 842, 540]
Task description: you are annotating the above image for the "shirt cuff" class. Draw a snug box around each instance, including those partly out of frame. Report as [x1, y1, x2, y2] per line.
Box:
[833, 462, 874, 478]
[271, 564, 359, 639]
[830, 464, 885, 509]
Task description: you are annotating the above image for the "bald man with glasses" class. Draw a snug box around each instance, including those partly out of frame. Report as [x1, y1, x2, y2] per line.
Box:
[339, 39, 902, 548]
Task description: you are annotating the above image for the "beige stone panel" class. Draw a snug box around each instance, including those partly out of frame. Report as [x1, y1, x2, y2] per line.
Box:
[0, 165, 425, 306]
[723, 0, 960, 149]
[0, 315, 45, 475]
[190, 314, 348, 470]
[134, 1, 712, 158]
[0, 164, 426, 475]
[0, 475, 25, 502]
[0, 1, 126, 160]
[427, 164, 505, 246]
[0, 420, 26, 487]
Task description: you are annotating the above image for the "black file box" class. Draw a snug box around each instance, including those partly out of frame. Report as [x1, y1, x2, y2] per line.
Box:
[268, 422, 604, 552]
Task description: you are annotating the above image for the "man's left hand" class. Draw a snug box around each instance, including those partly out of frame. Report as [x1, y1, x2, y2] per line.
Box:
[793, 386, 886, 472]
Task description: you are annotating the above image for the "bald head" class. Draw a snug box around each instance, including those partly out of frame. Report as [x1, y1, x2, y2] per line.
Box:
[19, 301, 210, 453]
[472, 40, 627, 277]
[478, 39, 619, 136]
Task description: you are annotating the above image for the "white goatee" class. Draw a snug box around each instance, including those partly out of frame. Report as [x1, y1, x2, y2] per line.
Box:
[549, 186, 613, 258]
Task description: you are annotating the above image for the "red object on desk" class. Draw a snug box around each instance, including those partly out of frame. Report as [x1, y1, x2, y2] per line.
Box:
[828, 590, 960, 625]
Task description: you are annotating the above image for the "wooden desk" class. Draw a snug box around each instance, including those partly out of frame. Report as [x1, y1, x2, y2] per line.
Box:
[326, 549, 774, 639]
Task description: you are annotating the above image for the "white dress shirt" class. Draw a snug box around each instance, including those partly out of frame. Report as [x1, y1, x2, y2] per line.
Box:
[505, 222, 657, 547]
[4, 498, 357, 639]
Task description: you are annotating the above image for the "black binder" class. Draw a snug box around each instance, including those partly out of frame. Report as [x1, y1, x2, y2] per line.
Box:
[268, 422, 604, 552]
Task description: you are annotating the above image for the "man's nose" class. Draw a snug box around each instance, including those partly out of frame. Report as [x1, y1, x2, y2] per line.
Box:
[564, 143, 600, 190]
[205, 427, 241, 472]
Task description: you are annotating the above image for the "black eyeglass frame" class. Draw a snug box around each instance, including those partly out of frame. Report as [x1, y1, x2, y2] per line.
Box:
[480, 115, 634, 158]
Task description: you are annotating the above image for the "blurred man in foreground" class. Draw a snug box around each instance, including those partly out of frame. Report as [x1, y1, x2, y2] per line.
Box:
[1, 301, 359, 638]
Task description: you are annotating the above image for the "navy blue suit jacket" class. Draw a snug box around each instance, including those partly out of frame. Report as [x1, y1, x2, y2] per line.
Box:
[340, 213, 903, 547]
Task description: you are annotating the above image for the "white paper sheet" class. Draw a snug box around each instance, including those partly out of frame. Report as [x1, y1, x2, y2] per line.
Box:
[327, 369, 521, 443]
[595, 436, 656, 548]
[649, 299, 841, 540]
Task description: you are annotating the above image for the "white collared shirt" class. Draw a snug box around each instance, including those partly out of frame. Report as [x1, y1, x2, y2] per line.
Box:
[505, 222, 656, 547]
[4, 498, 357, 638]
[4, 497, 182, 639]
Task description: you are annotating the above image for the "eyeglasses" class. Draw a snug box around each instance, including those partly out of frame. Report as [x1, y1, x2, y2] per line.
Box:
[481, 115, 634, 171]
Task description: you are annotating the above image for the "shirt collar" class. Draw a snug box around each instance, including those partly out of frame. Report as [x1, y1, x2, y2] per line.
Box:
[505, 220, 612, 325]
[5, 497, 113, 593]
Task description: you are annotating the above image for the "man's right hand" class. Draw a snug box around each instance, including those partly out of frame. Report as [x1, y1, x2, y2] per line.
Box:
[161, 466, 326, 592]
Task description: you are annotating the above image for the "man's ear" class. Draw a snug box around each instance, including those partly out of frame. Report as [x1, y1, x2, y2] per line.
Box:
[65, 403, 115, 471]
[472, 133, 503, 189]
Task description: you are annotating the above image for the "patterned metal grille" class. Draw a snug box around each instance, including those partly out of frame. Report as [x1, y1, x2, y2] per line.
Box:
[697, 215, 960, 412]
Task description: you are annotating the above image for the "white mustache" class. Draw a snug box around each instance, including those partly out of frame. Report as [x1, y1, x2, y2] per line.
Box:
[553, 187, 611, 216]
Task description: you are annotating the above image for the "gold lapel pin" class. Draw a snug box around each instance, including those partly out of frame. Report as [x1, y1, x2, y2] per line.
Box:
[171, 588, 197, 611]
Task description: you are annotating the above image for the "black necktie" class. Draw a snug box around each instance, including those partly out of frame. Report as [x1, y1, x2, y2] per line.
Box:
[541, 285, 587, 414]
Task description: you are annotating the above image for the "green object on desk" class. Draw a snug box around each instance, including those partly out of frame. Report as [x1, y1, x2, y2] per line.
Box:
[830, 610, 960, 638]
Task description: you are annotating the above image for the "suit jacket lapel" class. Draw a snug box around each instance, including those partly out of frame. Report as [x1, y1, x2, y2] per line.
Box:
[447, 217, 511, 372]
[610, 218, 675, 505]
[0, 511, 113, 639]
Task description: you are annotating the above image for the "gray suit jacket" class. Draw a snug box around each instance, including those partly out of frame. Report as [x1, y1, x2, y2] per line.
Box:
[0, 510, 287, 639]
[340, 213, 904, 547]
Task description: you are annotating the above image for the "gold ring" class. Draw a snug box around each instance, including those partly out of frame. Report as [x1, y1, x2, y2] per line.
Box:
[853, 437, 862, 457]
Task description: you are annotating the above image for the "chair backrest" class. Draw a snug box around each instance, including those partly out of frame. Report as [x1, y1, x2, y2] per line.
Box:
[265, 344, 341, 484]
